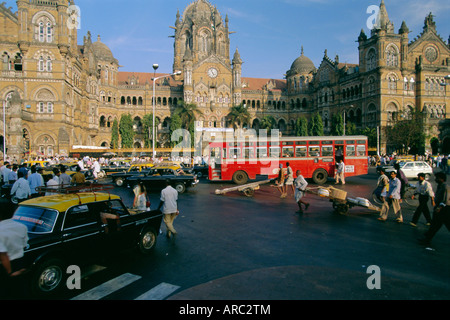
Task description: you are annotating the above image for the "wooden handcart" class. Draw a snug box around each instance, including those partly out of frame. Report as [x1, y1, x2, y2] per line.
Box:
[307, 186, 381, 215]
[215, 180, 272, 197]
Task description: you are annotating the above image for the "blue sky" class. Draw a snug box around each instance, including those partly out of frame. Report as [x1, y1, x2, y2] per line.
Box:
[4, 0, 450, 78]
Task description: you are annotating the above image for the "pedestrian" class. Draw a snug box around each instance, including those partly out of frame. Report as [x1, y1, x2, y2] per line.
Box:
[442, 155, 448, 174]
[17, 164, 28, 179]
[284, 162, 295, 197]
[0, 208, 29, 299]
[294, 170, 310, 214]
[10, 171, 31, 203]
[71, 165, 86, 185]
[133, 181, 150, 211]
[8, 164, 18, 184]
[274, 164, 286, 198]
[2, 163, 11, 186]
[45, 168, 60, 196]
[92, 158, 101, 183]
[335, 159, 345, 185]
[418, 172, 450, 247]
[378, 171, 403, 223]
[410, 173, 435, 227]
[158, 180, 179, 238]
[394, 163, 408, 201]
[27, 165, 44, 198]
[374, 168, 389, 202]
[59, 166, 71, 188]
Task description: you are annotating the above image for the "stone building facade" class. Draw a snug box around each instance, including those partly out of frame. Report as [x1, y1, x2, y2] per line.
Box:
[0, 0, 449, 160]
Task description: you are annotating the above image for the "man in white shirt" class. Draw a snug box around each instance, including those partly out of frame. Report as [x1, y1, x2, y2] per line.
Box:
[335, 159, 345, 185]
[10, 171, 31, 203]
[92, 159, 101, 183]
[158, 180, 179, 238]
[410, 173, 435, 227]
[0, 209, 28, 298]
[294, 170, 310, 214]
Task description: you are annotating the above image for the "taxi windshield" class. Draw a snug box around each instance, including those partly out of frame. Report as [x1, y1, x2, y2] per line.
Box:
[13, 206, 58, 234]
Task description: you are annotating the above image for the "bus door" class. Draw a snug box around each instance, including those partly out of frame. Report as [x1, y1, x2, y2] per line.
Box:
[335, 143, 344, 163]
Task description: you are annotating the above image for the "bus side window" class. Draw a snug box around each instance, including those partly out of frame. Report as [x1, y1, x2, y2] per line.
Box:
[309, 146, 320, 157]
[269, 147, 280, 158]
[357, 145, 366, 157]
[296, 146, 307, 157]
[346, 145, 355, 157]
[282, 147, 294, 158]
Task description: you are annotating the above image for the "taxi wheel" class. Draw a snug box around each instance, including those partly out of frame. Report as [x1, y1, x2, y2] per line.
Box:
[175, 183, 186, 194]
[31, 258, 66, 297]
[138, 226, 157, 255]
[115, 178, 124, 187]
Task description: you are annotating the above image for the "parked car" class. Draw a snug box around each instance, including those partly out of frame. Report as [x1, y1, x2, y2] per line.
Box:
[160, 161, 209, 178]
[126, 165, 199, 193]
[11, 187, 163, 297]
[110, 163, 154, 187]
[376, 159, 412, 174]
[392, 161, 433, 179]
[102, 160, 132, 176]
[381, 160, 433, 179]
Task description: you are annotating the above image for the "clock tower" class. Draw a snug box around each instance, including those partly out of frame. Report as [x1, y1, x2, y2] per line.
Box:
[172, 0, 241, 116]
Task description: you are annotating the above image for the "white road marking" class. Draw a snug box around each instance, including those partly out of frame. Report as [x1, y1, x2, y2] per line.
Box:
[71, 273, 142, 300]
[134, 282, 181, 300]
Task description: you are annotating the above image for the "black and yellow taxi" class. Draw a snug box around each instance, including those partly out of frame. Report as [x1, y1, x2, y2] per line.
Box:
[126, 164, 199, 194]
[11, 185, 163, 297]
[110, 163, 154, 187]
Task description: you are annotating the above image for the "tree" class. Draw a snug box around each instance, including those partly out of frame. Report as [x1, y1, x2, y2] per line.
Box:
[169, 114, 183, 147]
[174, 101, 203, 129]
[361, 127, 377, 149]
[226, 104, 251, 130]
[295, 117, 309, 136]
[141, 114, 159, 148]
[259, 115, 277, 135]
[384, 110, 425, 154]
[110, 119, 119, 149]
[308, 112, 324, 136]
[345, 120, 357, 136]
[119, 114, 134, 148]
[331, 114, 344, 136]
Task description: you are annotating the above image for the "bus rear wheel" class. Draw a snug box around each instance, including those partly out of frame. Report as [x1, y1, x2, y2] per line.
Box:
[232, 171, 249, 185]
[312, 169, 328, 185]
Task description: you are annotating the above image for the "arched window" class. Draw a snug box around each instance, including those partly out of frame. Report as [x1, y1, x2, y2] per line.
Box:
[367, 48, 377, 71]
[46, 56, 52, 72]
[35, 16, 54, 43]
[39, 56, 45, 71]
[386, 45, 399, 67]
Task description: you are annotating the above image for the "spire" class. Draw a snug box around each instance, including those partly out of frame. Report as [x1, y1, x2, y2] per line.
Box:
[399, 21, 409, 34]
[378, 0, 389, 29]
[232, 47, 242, 65]
[358, 28, 367, 41]
[301, 46, 304, 56]
[423, 12, 437, 33]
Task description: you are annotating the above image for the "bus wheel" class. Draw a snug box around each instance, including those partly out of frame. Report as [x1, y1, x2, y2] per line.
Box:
[312, 169, 328, 185]
[232, 171, 249, 185]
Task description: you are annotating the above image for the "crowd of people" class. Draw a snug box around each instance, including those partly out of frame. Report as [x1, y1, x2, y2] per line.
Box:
[369, 153, 450, 173]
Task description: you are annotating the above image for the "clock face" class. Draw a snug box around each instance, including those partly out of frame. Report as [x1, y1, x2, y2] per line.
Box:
[207, 67, 218, 78]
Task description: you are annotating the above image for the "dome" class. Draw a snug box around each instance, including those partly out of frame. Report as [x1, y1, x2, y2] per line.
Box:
[92, 35, 116, 62]
[289, 47, 315, 75]
[183, 0, 216, 22]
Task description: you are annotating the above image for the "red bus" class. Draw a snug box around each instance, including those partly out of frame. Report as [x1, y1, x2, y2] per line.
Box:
[208, 136, 368, 185]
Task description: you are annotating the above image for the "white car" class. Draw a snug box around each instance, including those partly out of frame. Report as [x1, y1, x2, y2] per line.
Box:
[398, 161, 433, 179]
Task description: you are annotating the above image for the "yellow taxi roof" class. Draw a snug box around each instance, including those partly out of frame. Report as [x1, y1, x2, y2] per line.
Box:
[154, 164, 181, 170]
[20, 193, 121, 211]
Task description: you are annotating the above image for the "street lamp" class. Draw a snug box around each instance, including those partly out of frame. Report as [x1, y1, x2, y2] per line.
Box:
[152, 69, 182, 159]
